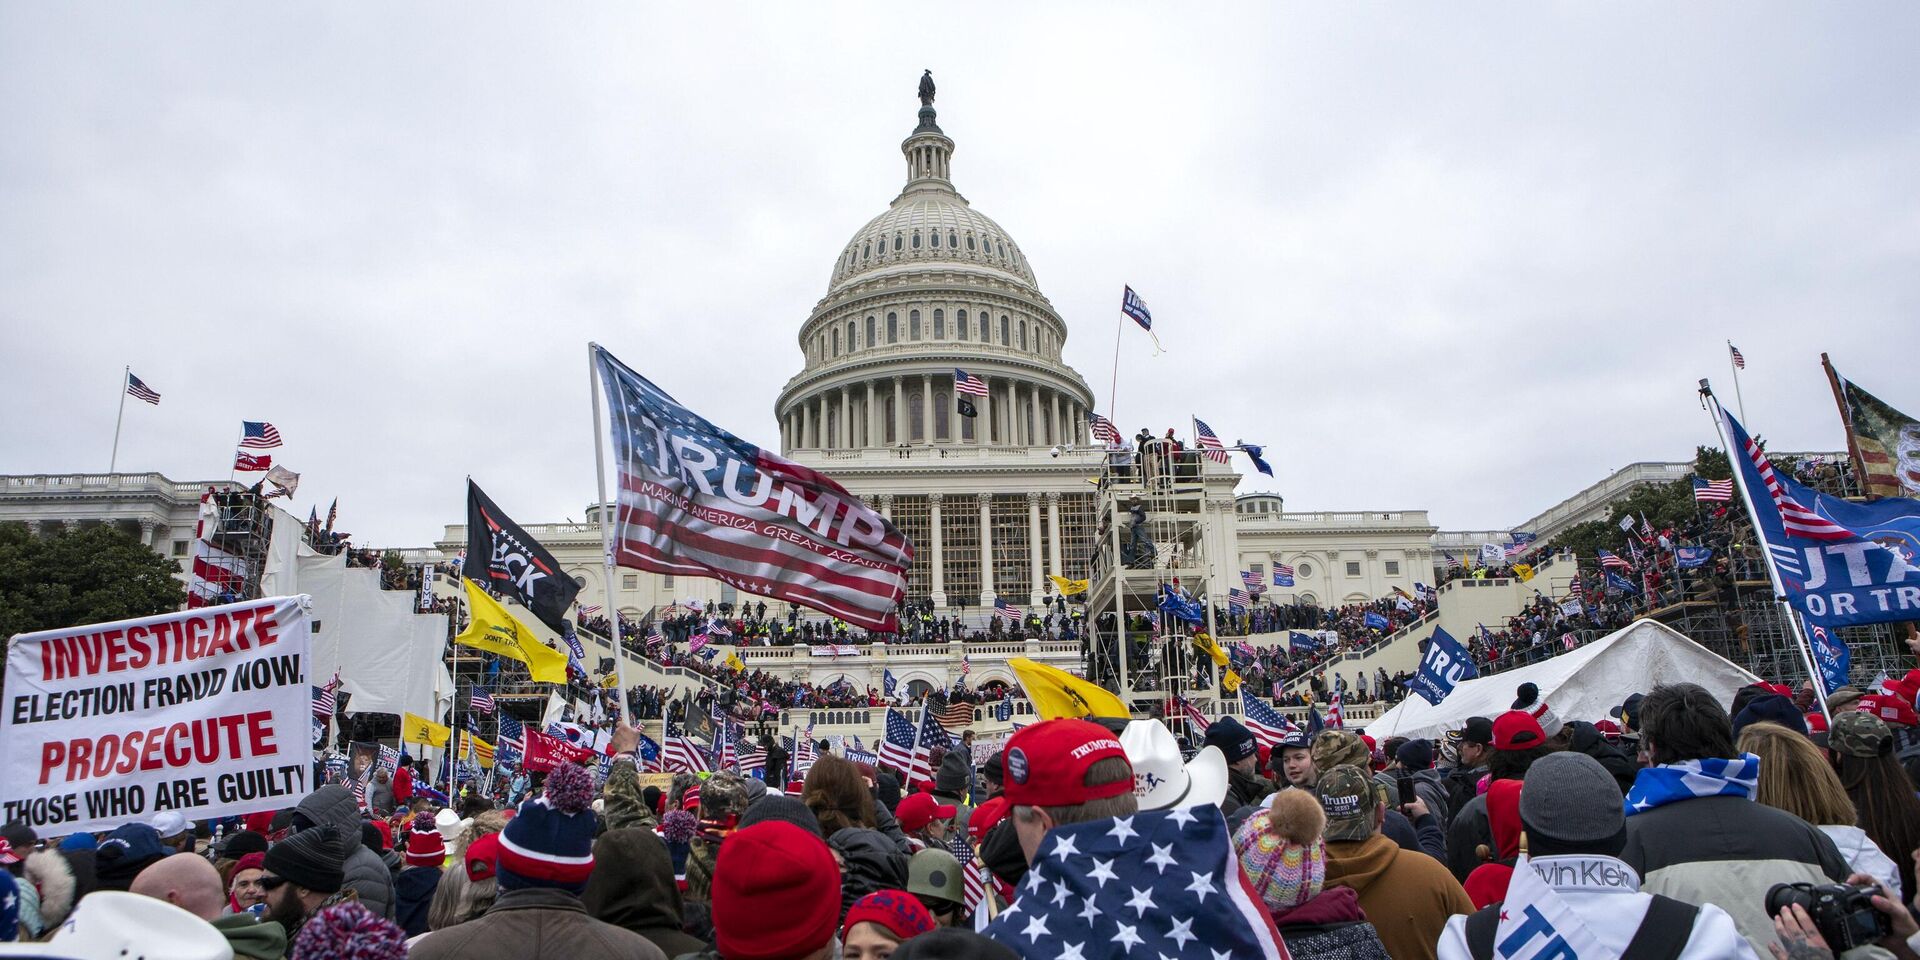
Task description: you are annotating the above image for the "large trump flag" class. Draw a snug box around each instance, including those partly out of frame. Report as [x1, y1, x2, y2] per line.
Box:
[592, 345, 913, 632]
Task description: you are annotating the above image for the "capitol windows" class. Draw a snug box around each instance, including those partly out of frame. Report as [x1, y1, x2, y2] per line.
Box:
[1385, 561, 1400, 576]
[911, 231, 921, 250]
[1345, 561, 1361, 577]
[934, 390, 950, 439]
[949, 231, 958, 248]
[957, 309, 969, 340]
[966, 235, 976, 251]
[863, 242, 870, 259]
[866, 316, 876, 347]
[930, 231, 939, 248]
[831, 328, 841, 356]
[1000, 315, 1010, 346]
[979, 314, 990, 340]
[1018, 321, 1027, 350]
[887, 313, 899, 343]
[622, 574, 637, 590]
[847, 321, 857, 352]
[893, 234, 902, 252]
[1297, 562, 1313, 578]
[933, 309, 945, 338]
[909, 391, 925, 441]
[910, 310, 922, 340]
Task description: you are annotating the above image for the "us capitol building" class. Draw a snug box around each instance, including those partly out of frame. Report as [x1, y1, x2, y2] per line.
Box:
[2, 79, 1447, 625]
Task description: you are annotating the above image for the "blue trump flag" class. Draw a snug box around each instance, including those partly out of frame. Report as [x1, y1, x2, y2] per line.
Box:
[1719, 403, 1920, 627]
[1674, 546, 1713, 569]
[1605, 571, 1640, 595]
[1158, 585, 1205, 625]
[1808, 624, 1852, 692]
[1288, 631, 1321, 654]
[1363, 611, 1390, 631]
[1409, 627, 1478, 705]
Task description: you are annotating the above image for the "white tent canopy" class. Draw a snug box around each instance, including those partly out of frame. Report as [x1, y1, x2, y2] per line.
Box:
[1365, 619, 1760, 742]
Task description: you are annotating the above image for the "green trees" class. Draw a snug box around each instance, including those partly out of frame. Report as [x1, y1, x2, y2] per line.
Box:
[0, 522, 187, 638]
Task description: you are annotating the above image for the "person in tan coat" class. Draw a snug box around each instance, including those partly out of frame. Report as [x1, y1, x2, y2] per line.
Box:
[1317, 764, 1474, 960]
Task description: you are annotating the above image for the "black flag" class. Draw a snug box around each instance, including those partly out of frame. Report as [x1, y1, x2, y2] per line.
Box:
[464, 480, 581, 634]
[957, 396, 978, 419]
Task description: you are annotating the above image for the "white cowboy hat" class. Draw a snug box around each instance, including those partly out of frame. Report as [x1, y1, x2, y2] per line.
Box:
[1120, 719, 1229, 811]
[0, 891, 232, 960]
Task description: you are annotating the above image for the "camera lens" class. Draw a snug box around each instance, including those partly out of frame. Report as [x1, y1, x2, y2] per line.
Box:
[1765, 883, 1814, 919]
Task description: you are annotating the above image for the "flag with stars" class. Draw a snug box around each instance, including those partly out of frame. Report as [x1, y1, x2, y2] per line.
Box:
[982, 806, 1287, 959]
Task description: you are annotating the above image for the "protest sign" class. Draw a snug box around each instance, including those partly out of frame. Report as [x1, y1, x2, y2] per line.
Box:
[1, 596, 311, 833]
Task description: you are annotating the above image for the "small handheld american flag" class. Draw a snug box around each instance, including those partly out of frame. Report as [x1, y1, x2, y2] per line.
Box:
[992, 597, 1022, 623]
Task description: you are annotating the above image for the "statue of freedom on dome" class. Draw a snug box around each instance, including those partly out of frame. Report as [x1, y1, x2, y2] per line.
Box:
[918, 69, 936, 106]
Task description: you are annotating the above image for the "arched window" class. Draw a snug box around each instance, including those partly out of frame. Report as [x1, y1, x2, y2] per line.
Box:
[887, 313, 898, 344]
[862, 242, 870, 259]
[933, 309, 945, 339]
[930, 231, 940, 248]
[893, 234, 902, 252]
[948, 231, 958, 248]
[996, 240, 1005, 259]
[911, 231, 921, 250]
[865, 316, 876, 347]
[909, 391, 925, 441]
[957, 309, 969, 341]
[846, 321, 857, 352]
[884, 395, 896, 444]
[910, 310, 921, 340]
[1018, 321, 1026, 351]
[934, 391, 950, 439]
[1000, 316, 1010, 346]
[961, 405, 975, 440]
[966, 235, 976, 251]
[979, 314, 990, 340]
[831, 328, 840, 356]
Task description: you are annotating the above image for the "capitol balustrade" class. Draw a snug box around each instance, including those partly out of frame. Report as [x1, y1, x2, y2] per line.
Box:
[2, 473, 217, 499]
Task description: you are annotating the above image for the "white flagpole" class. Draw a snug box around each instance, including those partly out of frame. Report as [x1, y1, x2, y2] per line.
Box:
[587, 344, 635, 711]
[1727, 341, 1748, 424]
[1702, 385, 1829, 705]
[109, 366, 129, 473]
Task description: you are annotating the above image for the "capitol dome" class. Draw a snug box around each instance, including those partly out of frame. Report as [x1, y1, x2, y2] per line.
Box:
[777, 84, 1095, 456]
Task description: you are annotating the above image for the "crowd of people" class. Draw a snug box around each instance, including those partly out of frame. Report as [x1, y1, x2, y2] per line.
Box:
[11, 660, 1920, 960]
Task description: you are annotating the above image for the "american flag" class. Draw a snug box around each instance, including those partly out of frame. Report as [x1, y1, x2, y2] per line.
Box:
[312, 675, 341, 719]
[645, 627, 665, 652]
[1569, 577, 1585, 600]
[594, 346, 913, 633]
[1272, 562, 1295, 587]
[186, 488, 246, 608]
[469, 688, 495, 715]
[1121, 285, 1153, 332]
[233, 451, 271, 472]
[1240, 570, 1262, 591]
[983, 807, 1287, 959]
[126, 372, 162, 405]
[1227, 587, 1250, 611]
[1726, 407, 1854, 541]
[239, 421, 283, 449]
[1730, 342, 1746, 369]
[877, 707, 921, 779]
[993, 597, 1022, 623]
[578, 603, 602, 616]
[497, 716, 525, 751]
[1327, 690, 1345, 729]
[1175, 695, 1211, 733]
[1444, 552, 1461, 570]
[953, 833, 989, 915]
[789, 724, 818, 779]
[662, 720, 711, 774]
[736, 741, 767, 776]
[1240, 688, 1299, 747]
[959, 654, 972, 676]
[1088, 411, 1122, 445]
[911, 705, 946, 783]
[1192, 417, 1230, 464]
[936, 700, 976, 729]
[1692, 477, 1734, 503]
[1596, 549, 1634, 571]
[953, 368, 989, 397]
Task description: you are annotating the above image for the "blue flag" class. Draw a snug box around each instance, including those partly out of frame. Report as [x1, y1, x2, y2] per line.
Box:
[1720, 404, 1920, 627]
[1158, 585, 1205, 625]
[1242, 443, 1275, 477]
[1289, 631, 1321, 654]
[1605, 571, 1640, 594]
[1674, 546, 1713, 569]
[1363, 611, 1390, 631]
[1305, 704, 1325, 736]
[1409, 627, 1478, 705]
[883, 668, 898, 697]
[996, 698, 1013, 722]
[1808, 623, 1852, 693]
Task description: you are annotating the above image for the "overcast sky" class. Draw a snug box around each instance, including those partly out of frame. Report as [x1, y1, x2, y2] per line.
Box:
[4, 5, 1918, 547]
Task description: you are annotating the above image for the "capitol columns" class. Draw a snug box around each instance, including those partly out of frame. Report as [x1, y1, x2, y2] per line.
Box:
[920, 374, 934, 444]
[877, 493, 893, 520]
[892, 376, 906, 445]
[1026, 491, 1044, 606]
[865, 381, 877, 448]
[977, 493, 995, 606]
[1049, 391, 1061, 446]
[840, 388, 852, 449]
[1045, 492, 1062, 580]
[799, 402, 812, 450]
[928, 493, 947, 608]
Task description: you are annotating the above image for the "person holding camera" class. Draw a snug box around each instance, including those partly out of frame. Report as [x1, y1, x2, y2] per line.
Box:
[1768, 873, 1920, 960]
[1437, 752, 1755, 960]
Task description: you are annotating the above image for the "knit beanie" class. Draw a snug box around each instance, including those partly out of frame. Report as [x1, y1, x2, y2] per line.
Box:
[1733, 694, 1808, 741]
[290, 900, 407, 960]
[737, 795, 824, 836]
[221, 830, 270, 859]
[263, 824, 347, 895]
[498, 762, 597, 893]
[1204, 717, 1259, 765]
[1396, 739, 1435, 771]
[1231, 790, 1327, 913]
[1512, 683, 1564, 739]
[843, 889, 937, 941]
[1518, 752, 1626, 855]
[712, 821, 842, 960]
[402, 812, 447, 868]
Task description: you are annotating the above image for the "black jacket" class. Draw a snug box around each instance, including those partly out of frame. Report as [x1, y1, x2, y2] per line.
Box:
[582, 828, 709, 958]
[829, 827, 909, 922]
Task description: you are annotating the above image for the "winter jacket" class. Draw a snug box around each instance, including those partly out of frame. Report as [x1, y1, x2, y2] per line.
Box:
[582, 828, 710, 958]
[1373, 769, 1451, 830]
[1445, 792, 1494, 881]
[1620, 793, 1848, 956]
[21, 849, 78, 935]
[1268, 886, 1392, 960]
[1324, 832, 1474, 960]
[600, 757, 661, 833]
[370, 779, 396, 816]
[829, 827, 910, 921]
[1820, 824, 1903, 903]
[1435, 855, 1758, 960]
[870, 797, 914, 857]
[1441, 764, 1486, 823]
[294, 784, 396, 918]
[394, 866, 442, 938]
[210, 912, 288, 960]
[1226, 766, 1275, 812]
[411, 887, 667, 960]
[392, 765, 414, 806]
[1566, 722, 1638, 795]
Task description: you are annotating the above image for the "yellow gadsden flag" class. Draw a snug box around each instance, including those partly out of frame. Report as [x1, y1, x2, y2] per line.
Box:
[456, 578, 569, 683]
[1513, 563, 1536, 583]
[1009, 657, 1129, 721]
[401, 712, 451, 748]
[1191, 632, 1230, 668]
[1221, 669, 1243, 693]
[1047, 575, 1089, 598]
[724, 653, 745, 673]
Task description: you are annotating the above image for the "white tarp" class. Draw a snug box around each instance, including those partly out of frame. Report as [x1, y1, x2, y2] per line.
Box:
[1365, 619, 1759, 742]
[297, 553, 453, 721]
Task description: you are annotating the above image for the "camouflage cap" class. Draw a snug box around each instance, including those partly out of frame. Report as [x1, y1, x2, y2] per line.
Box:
[1310, 730, 1369, 772]
[1830, 710, 1894, 759]
[1314, 764, 1380, 842]
[699, 772, 754, 819]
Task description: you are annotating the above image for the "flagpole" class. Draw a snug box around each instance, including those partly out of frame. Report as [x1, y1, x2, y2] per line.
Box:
[1820, 354, 1872, 498]
[1106, 313, 1123, 429]
[1727, 341, 1748, 424]
[1701, 384, 1830, 705]
[587, 343, 636, 719]
[109, 366, 129, 473]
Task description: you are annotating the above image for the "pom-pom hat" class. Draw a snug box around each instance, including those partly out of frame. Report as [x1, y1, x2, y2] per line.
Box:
[497, 762, 597, 891]
[402, 812, 447, 867]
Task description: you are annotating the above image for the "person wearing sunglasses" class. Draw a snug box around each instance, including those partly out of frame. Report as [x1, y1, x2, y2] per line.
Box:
[260, 824, 350, 940]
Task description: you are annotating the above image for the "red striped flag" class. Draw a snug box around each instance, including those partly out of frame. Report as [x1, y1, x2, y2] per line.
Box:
[1192, 417, 1230, 464]
[1729, 343, 1746, 369]
[126, 372, 161, 405]
[953, 368, 989, 397]
[1088, 412, 1121, 445]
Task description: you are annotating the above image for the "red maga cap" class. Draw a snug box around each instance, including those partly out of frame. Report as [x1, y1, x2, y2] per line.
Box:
[1002, 719, 1130, 807]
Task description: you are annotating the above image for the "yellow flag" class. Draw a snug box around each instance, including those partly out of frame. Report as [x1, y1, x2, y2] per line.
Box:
[460, 731, 496, 768]
[1221, 669, 1243, 693]
[1513, 563, 1535, 582]
[725, 653, 745, 672]
[1191, 632, 1230, 667]
[1047, 575, 1089, 597]
[456, 578, 569, 683]
[1009, 657, 1129, 720]
[401, 712, 451, 748]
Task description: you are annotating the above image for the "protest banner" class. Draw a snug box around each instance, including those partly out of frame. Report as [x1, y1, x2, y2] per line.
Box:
[522, 727, 600, 773]
[1, 596, 312, 833]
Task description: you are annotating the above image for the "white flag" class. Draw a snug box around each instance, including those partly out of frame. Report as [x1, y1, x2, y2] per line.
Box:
[1494, 856, 1611, 959]
[1479, 542, 1505, 565]
[264, 464, 300, 497]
